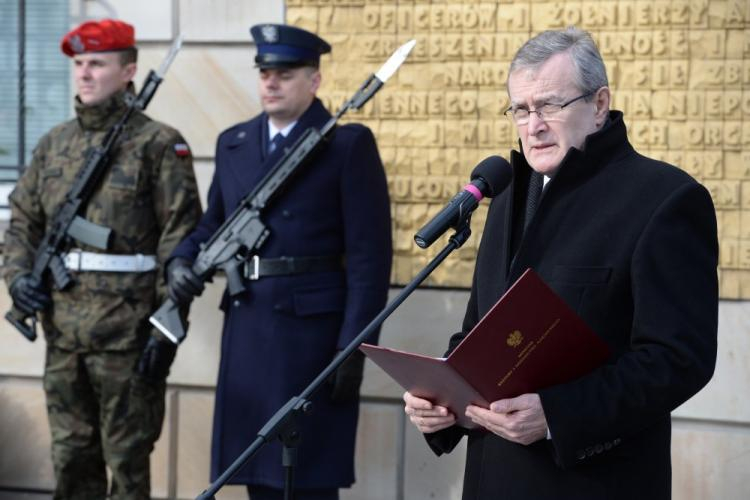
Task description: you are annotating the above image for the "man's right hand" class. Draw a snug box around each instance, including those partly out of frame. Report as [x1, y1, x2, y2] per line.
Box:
[403, 391, 456, 434]
[9, 274, 51, 315]
[166, 258, 204, 304]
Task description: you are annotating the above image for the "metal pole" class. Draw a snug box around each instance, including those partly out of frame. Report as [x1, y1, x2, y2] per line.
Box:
[18, 0, 26, 174]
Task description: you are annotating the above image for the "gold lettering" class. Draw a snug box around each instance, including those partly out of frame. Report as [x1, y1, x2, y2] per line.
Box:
[704, 152, 724, 178]
[459, 63, 479, 87]
[726, 61, 743, 86]
[397, 6, 412, 32]
[633, 32, 651, 56]
[444, 34, 462, 60]
[687, 123, 704, 147]
[672, 3, 690, 24]
[650, 122, 668, 148]
[635, 2, 651, 27]
[462, 5, 480, 30]
[705, 122, 722, 147]
[446, 91, 461, 116]
[427, 92, 443, 116]
[363, 5, 379, 31]
[672, 60, 688, 87]
[632, 91, 651, 117]
[409, 92, 427, 117]
[415, 5, 430, 31]
[446, 5, 462, 31]
[391, 176, 410, 200]
[668, 91, 686, 119]
[671, 31, 689, 57]
[725, 123, 742, 149]
[690, 0, 709, 27]
[461, 121, 478, 146]
[476, 36, 494, 59]
[706, 91, 723, 118]
[478, 4, 497, 31]
[430, 5, 445, 31]
[653, 3, 670, 25]
[652, 61, 669, 89]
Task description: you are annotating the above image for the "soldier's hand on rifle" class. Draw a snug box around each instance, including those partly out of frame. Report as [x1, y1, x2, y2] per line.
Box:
[166, 257, 204, 304]
[9, 274, 52, 315]
[136, 334, 177, 381]
[329, 350, 366, 403]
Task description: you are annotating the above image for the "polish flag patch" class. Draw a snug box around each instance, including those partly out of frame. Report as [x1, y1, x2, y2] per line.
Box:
[174, 143, 190, 157]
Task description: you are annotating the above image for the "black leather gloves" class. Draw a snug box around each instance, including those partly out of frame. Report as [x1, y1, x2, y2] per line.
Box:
[9, 274, 51, 315]
[136, 335, 177, 381]
[166, 257, 204, 305]
[329, 350, 366, 403]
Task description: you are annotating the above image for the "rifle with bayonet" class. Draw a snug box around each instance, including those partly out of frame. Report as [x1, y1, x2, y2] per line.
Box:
[5, 36, 184, 342]
[150, 39, 417, 345]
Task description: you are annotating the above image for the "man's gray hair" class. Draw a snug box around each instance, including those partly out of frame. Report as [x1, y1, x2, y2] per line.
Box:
[508, 27, 608, 95]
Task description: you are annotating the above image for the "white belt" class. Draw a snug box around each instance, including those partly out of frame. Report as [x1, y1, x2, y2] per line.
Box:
[63, 250, 158, 273]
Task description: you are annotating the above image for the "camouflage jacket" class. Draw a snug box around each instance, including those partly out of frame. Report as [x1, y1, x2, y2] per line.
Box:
[3, 87, 202, 351]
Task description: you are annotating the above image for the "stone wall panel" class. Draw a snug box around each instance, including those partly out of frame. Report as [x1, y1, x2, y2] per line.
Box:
[310, 0, 750, 297]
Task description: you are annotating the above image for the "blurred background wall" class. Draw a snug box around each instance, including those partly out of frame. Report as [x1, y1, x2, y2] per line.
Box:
[0, 1, 748, 498]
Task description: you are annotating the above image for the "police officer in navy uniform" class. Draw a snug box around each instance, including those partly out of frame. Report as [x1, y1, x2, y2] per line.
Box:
[168, 24, 392, 500]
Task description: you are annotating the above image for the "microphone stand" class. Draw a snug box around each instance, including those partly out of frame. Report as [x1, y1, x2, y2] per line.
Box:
[196, 220, 475, 500]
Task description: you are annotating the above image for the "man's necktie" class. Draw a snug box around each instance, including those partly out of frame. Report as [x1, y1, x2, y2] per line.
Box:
[268, 133, 284, 154]
[524, 171, 543, 231]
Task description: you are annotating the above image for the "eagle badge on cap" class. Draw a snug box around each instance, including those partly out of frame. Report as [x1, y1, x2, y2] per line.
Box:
[260, 25, 278, 43]
[69, 34, 85, 54]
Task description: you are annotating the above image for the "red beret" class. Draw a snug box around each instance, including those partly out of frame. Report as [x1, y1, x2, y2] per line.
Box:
[60, 19, 135, 57]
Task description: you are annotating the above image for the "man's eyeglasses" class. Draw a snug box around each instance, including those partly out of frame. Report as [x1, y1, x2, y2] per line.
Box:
[504, 91, 595, 125]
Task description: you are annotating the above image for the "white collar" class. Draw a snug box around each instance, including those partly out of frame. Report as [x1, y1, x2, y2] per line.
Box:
[268, 120, 297, 140]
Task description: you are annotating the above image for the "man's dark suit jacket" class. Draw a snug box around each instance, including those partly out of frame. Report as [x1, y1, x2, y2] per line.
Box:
[172, 98, 392, 489]
[428, 111, 719, 500]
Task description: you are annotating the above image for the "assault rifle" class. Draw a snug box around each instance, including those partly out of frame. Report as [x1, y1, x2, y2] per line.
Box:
[5, 36, 184, 341]
[150, 39, 417, 344]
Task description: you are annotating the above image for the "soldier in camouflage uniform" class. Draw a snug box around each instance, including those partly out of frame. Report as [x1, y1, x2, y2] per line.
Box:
[2, 19, 201, 500]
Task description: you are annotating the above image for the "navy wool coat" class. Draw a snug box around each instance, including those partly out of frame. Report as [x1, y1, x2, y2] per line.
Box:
[172, 98, 392, 489]
[428, 112, 718, 500]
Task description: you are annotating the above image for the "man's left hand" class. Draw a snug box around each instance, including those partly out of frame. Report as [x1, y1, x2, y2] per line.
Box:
[329, 350, 365, 403]
[465, 393, 548, 445]
[136, 335, 177, 381]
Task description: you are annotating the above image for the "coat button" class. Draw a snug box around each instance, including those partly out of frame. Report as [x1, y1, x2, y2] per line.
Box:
[273, 304, 283, 311]
[576, 449, 586, 460]
[282, 209, 292, 218]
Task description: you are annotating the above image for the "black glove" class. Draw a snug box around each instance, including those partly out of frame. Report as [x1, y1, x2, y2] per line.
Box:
[9, 274, 51, 315]
[166, 257, 204, 305]
[329, 350, 366, 403]
[136, 335, 177, 381]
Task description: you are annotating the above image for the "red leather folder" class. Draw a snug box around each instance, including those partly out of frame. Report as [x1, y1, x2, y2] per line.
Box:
[360, 269, 610, 428]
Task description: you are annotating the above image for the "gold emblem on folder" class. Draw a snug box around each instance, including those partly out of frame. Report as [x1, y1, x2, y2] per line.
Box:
[507, 330, 523, 347]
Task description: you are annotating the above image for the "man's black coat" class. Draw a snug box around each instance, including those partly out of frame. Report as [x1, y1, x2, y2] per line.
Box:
[428, 112, 718, 500]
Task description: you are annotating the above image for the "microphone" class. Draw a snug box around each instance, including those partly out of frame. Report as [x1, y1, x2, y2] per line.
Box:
[414, 156, 512, 249]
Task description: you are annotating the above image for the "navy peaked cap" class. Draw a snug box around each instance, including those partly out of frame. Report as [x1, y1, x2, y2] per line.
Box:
[250, 24, 331, 69]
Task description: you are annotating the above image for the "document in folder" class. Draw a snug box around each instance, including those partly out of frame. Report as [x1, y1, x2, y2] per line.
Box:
[360, 269, 610, 428]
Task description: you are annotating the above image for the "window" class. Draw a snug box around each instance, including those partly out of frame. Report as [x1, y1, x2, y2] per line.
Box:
[0, 0, 69, 219]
